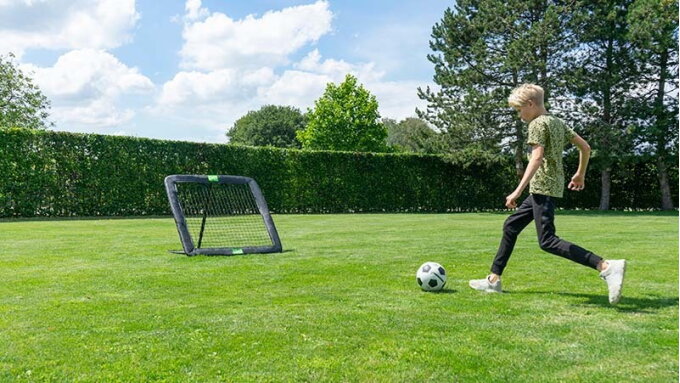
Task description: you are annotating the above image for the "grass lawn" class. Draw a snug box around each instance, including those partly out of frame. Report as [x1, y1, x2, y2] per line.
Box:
[0, 212, 677, 382]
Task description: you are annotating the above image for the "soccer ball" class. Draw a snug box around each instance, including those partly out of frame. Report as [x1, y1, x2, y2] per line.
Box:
[416, 262, 447, 291]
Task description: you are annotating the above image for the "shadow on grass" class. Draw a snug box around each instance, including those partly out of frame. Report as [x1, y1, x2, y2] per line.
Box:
[559, 293, 678, 313]
[168, 249, 295, 257]
[425, 289, 458, 294]
[507, 290, 678, 313]
[485, 210, 678, 217]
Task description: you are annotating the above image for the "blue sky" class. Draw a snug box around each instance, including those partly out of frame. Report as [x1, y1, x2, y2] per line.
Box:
[3, 0, 451, 143]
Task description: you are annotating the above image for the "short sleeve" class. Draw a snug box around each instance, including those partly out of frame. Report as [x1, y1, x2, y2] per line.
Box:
[565, 126, 577, 141]
[527, 119, 547, 147]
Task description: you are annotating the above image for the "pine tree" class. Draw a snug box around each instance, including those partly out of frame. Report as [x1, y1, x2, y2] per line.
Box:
[418, 0, 576, 177]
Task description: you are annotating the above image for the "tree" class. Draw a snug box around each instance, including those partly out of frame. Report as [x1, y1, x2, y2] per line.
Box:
[566, 0, 639, 210]
[297, 74, 388, 152]
[627, 0, 678, 210]
[384, 117, 445, 153]
[227, 105, 305, 148]
[0, 53, 52, 130]
[418, 0, 576, 177]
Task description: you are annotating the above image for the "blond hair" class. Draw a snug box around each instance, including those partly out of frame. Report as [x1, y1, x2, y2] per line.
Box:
[508, 84, 545, 107]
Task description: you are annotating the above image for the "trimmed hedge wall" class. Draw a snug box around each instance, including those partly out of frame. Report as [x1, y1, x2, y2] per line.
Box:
[0, 128, 676, 217]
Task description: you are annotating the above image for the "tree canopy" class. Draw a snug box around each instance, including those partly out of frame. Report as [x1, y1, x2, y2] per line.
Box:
[297, 74, 388, 152]
[0, 53, 52, 130]
[384, 117, 444, 154]
[227, 105, 305, 148]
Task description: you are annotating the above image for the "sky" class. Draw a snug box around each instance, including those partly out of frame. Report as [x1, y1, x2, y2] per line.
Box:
[1, 0, 451, 143]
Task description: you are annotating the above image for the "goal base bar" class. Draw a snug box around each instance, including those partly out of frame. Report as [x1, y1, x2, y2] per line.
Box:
[168, 246, 280, 256]
[164, 174, 283, 256]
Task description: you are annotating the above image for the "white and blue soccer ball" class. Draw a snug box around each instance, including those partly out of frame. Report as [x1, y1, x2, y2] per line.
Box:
[416, 262, 447, 291]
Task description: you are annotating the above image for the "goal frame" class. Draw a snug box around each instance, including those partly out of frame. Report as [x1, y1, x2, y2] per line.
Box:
[164, 174, 282, 256]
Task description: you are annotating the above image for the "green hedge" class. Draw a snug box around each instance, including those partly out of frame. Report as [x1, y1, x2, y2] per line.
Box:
[0, 128, 676, 217]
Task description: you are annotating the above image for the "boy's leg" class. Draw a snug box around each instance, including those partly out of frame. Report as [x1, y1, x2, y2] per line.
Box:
[490, 195, 536, 276]
[531, 194, 602, 269]
[531, 194, 626, 304]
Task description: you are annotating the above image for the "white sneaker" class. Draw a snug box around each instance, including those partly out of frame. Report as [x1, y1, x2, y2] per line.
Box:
[469, 275, 502, 293]
[599, 260, 626, 305]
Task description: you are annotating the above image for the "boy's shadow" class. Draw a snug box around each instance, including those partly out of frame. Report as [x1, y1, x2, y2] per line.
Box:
[506, 290, 678, 313]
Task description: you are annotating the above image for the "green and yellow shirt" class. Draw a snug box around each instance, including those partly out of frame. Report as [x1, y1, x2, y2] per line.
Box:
[526, 115, 576, 198]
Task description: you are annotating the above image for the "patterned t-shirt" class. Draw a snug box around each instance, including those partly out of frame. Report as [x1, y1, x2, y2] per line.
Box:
[526, 115, 577, 198]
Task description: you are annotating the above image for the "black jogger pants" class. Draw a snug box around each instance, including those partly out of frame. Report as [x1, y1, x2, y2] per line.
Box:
[490, 194, 603, 276]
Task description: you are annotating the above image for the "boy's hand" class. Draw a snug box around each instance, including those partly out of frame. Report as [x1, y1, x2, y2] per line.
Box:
[505, 191, 521, 209]
[568, 174, 585, 191]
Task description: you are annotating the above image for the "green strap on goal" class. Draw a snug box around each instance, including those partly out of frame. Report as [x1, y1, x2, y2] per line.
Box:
[208, 175, 219, 182]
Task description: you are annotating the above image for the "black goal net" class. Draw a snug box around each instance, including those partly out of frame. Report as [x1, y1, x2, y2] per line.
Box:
[165, 175, 282, 255]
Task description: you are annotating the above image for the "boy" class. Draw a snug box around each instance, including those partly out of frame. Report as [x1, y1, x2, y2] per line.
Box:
[468, 84, 626, 305]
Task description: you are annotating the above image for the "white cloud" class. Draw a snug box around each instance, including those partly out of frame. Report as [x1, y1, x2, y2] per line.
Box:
[158, 48, 380, 111]
[54, 99, 135, 128]
[296, 49, 351, 74]
[184, 0, 209, 21]
[23, 49, 153, 99]
[0, 0, 139, 57]
[153, 1, 433, 143]
[159, 67, 276, 106]
[260, 70, 331, 108]
[294, 49, 384, 82]
[179, 0, 332, 71]
[22, 49, 154, 128]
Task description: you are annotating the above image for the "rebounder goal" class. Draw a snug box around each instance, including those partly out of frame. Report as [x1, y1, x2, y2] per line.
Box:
[164, 175, 282, 255]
